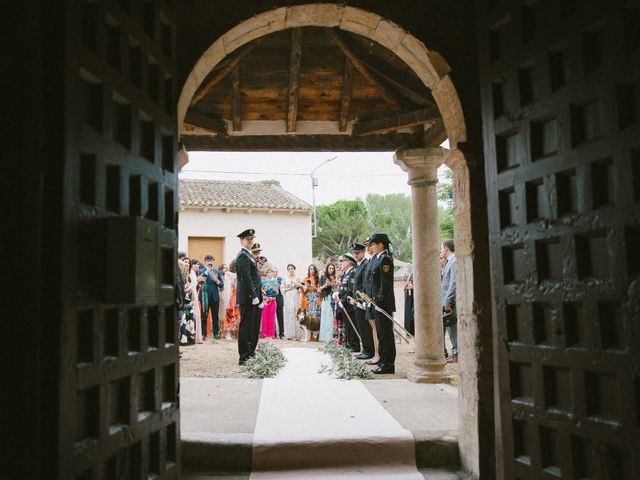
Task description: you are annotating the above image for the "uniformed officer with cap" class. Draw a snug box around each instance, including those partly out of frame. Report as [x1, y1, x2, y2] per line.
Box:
[367, 232, 396, 374]
[235, 229, 263, 364]
[362, 236, 381, 365]
[351, 243, 375, 360]
[337, 253, 359, 352]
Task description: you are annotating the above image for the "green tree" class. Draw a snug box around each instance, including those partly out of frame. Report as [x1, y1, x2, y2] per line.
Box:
[437, 169, 454, 241]
[312, 199, 369, 261]
[365, 193, 413, 262]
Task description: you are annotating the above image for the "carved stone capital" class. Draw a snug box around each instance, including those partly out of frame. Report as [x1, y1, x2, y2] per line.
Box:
[394, 147, 445, 186]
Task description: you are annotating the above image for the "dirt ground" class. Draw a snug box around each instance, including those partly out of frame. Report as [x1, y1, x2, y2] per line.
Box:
[179, 336, 459, 384]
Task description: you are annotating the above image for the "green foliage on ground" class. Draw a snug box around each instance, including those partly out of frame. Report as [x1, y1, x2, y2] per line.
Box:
[240, 342, 286, 378]
[319, 343, 372, 380]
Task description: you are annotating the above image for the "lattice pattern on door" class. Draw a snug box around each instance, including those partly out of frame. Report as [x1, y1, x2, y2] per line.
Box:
[62, 1, 179, 478]
[479, 0, 640, 478]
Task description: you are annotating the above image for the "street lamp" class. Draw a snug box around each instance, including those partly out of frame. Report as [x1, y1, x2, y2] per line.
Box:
[311, 156, 337, 238]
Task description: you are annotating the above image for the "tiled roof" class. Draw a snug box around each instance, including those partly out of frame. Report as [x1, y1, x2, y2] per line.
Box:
[179, 179, 311, 210]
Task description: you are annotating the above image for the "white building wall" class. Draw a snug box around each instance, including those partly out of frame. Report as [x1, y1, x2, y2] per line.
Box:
[178, 208, 312, 274]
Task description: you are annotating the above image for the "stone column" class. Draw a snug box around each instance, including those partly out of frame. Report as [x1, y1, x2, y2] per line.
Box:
[394, 147, 452, 383]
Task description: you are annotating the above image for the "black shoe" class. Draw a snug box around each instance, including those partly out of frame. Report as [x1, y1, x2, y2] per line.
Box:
[238, 358, 247, 365]
[355, 353, 373, 360]
[372, 365, 395, 374]
[366, 359, 381, 365]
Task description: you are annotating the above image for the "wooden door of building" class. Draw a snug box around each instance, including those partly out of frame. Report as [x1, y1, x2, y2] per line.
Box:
[58, 1, 180, 478]
[188, 236, 225, 266]
[478, 1, 640, 478]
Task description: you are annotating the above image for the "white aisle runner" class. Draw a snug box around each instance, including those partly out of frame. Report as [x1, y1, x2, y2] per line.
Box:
[250, 348, 423, 479]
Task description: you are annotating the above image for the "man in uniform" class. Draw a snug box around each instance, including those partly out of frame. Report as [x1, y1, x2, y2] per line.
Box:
[337, 253, 359, 352]
[363, 236, 381, 365]
[368, 232, 396, 374]
[235, 229, 263, 365]
[351, 243, 374, 360]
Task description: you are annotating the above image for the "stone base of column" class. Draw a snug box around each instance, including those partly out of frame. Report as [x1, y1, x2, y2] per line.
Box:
[407, 359, 454, 384]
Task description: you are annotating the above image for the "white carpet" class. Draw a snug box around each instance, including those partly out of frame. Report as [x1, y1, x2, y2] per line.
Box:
[250, 348, 423, 479]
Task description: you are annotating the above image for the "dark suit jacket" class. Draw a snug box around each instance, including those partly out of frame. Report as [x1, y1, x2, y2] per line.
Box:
[338, 267, 356, 303]
[203, 267, 224, 302]
[370, 251, 396, 312]
[354, 258, 368, 297]
[235, 248, 262, 305]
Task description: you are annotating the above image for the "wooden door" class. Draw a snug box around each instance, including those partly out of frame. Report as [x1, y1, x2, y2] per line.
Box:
[188, 236, 225, 266]
[59, 1, 180, 478]
[478, 1, 640, 478]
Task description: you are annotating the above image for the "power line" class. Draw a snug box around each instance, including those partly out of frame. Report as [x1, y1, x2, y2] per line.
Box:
[178, 169, 406, 177]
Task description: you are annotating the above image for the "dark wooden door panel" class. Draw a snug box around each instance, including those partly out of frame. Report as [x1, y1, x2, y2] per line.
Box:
[60, 1, 179, 478]
[478, 1, 640, 478]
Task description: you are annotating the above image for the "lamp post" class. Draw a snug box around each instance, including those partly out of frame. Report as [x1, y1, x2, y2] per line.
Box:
[311, 156, 337, 238]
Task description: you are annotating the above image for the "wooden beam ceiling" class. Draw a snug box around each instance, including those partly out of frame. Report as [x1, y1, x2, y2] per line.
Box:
[324, 28, 402, 111]
[352, 108, 440, 136]
[190, 41, 261, 107]
[338, 58, 355, 132]
[181, 133, 423, 151]
[231, 66, 241, 131]
[286, 28, 303, 133]
[424, 118, 448, 146]
[183, 112, 227, 135]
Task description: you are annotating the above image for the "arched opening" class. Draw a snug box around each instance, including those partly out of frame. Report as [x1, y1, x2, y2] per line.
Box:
[176, 4, 491, 477]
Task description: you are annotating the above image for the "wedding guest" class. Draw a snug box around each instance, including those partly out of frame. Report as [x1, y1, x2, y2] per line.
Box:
[404, 271, 415, 335]
[301, 264, 321, 320]
[189, 259, 205, 344]
[221, 260, 240, 340]
[273, 267, 285, 339]
[260, 266, 279, 339]
[318, 263, 338, 342]
[282, 264, 303, 340]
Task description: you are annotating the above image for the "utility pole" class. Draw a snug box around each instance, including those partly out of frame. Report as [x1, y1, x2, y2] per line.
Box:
[311, 156, 337, 238]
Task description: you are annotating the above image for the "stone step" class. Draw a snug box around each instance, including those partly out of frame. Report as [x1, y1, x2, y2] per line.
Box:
[182, 430, 459, 475]
[182, 468, 470, 480]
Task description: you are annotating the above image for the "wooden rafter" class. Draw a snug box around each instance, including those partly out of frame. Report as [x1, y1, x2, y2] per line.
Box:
[231, 66, 241, 131]
[183, 111, 227, 136]
[424, 118, 447, 146]
[324, 28, 401, 111]
[339, 58, 355, 132]
[286, 28, 303, 133]
[181, 133, 422, 151]
[189, 41, 261, 107]
[352, 108, 440, 136]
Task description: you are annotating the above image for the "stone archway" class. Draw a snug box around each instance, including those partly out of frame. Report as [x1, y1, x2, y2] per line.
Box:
[177, 4, 487, 476]
[177, 4, 466, 146]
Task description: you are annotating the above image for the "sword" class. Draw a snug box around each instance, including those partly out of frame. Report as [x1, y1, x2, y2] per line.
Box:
[356, 291, 414, 341]
[349, 296, 410, 344]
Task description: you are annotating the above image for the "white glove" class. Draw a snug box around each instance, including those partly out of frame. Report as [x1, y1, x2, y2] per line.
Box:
[252, 297, 259, 305]
[357, 302, 366, 310]
[258, 302, 264, 309]
[338, 300, 344, 309]
[374, 305, 383, 313]
[332, 292, 339, 300]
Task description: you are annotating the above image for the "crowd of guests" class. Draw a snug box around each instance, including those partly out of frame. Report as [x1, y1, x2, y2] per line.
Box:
[176, 230, 457, 371]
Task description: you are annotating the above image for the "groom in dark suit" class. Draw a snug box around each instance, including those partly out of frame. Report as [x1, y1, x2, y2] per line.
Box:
[235, 229, 263, 365]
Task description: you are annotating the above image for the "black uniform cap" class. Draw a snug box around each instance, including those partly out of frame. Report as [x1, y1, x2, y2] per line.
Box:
[238, 228, 255, 238]
[369, 232, 390, 244]
[350, 243, 365, 252]
[251, 243, 262, 252]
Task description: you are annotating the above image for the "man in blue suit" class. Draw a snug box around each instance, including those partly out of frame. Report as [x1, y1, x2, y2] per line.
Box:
[200, 254, 224, 340]
[440, 239, 457, 362]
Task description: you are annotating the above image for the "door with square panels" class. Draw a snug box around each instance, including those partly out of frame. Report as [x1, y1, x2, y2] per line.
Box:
[61, 1, 179, 478]
[477, 1, 640, 478]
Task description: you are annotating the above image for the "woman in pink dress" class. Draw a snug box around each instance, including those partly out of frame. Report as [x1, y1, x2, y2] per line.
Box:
[260, 266, 279, 338]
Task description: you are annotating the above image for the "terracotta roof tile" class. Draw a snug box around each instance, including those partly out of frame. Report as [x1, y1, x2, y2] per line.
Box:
[179, 179, 311, 210]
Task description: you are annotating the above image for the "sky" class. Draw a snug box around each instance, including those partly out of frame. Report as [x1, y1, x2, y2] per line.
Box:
[179, 150, 451, 206]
